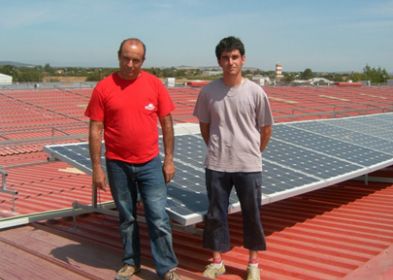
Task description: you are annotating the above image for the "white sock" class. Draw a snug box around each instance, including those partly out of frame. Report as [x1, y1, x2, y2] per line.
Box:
[211, 261, 223, 268]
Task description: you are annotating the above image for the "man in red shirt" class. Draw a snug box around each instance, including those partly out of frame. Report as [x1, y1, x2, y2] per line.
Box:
[85, 38, 180, 280]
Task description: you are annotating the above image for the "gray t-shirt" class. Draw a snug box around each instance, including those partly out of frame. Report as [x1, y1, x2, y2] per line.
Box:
[193, 78, 274, 172]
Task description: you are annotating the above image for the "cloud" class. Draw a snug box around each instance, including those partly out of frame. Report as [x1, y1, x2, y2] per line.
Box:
[0, 6, 48, 29]
[367, 0, 393, 16]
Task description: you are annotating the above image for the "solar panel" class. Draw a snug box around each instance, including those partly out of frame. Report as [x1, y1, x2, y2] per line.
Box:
[263, 139, 362, 179]
[291, 116, 393, 155]
[44, 112, 393, 226]
[324, 116, 393, 142]
[271, 125, 392, 166]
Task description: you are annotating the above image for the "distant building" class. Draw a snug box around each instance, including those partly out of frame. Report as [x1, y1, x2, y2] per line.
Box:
[309, 77, 333, 86]
[291, 77, 333, 86]
[186, 80, 209, 87]
[165, 77, 176, 87]
[0, 73, 12, 85]
[252, 75, 271, 86]
[336, 81, 362, 87]
[202, 70, 222, 76]
[292, 79, 309, 85]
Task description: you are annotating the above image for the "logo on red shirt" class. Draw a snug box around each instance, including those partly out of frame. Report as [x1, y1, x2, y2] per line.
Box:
[144, 103, 155, 111]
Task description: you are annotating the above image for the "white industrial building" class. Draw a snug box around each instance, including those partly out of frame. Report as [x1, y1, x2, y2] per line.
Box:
[0, 73, 12, 85]
[252, 75, 271, 86]
[165, 77, 176, 87]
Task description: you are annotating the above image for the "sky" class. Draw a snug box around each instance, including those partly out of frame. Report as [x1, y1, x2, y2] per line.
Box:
[1, 0, 393, 72]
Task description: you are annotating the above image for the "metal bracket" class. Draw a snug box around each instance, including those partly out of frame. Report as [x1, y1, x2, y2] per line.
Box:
[0, 168, 18, 212]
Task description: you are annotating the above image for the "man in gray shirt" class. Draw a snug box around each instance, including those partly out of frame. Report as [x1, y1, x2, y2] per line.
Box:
[193, 36, 273, 280]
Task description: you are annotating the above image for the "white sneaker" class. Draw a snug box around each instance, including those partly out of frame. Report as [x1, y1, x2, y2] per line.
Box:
[246, 264, 260, 280]
[203, 262, 226, 279]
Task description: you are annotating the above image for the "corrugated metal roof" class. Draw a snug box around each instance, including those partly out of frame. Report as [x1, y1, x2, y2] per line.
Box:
[1, 176, 392, 279]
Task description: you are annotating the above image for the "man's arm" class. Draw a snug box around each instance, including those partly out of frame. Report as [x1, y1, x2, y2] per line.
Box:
[159, 114, 175, 183]
[199, 122, 210, 145]
[88, 120, 107, 191]
[260, 125, 272, 152]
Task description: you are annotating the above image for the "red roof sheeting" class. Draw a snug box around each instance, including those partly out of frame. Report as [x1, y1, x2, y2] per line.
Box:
[1, 85, 393, 279]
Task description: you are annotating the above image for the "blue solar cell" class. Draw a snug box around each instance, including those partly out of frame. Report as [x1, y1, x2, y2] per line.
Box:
[292, 119, 393, 155]
[324, 117, 393, 141]
[261, 160, 318, 195]
[274, 124, 392, 166]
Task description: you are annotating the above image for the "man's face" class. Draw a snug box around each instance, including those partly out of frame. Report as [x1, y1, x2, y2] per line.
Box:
[118, 41, 145, 80]
[218, 49, 245, 76]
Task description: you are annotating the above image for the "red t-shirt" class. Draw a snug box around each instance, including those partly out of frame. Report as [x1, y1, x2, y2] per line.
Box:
[85, 71, 175, 163]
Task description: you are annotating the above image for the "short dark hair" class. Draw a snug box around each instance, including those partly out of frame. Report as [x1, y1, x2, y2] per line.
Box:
[117, 38, 146, 59]
[215, 36, 245, 60]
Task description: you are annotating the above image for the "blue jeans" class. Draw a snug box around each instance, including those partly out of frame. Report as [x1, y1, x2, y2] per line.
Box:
[106, 156, 178, 277]
[203, 169, 267, 252]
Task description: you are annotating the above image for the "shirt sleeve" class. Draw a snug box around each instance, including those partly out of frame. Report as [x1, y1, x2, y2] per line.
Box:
[157, 79, 175, 117]
[256, 89, 274, 127]
[193, 89, 210, 123]
[84, 86, 105, 121]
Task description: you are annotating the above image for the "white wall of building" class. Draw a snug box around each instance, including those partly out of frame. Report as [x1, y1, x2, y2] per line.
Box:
[165, 77, 176, 87]
[0, 73, 12, 85]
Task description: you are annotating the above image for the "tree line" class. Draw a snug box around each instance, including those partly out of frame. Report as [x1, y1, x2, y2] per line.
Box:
[283, 65, 390, 84]
[0, 64, 390, 84]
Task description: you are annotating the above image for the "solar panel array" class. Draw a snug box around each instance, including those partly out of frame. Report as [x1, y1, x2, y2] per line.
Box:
[44, 112, 393, 226]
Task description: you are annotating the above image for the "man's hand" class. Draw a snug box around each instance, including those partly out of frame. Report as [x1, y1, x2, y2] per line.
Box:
[162, 158, 175, 184]
[88, 120, 107, 191]
[92, 166, 108, 191]
[159, 114, 175, 184]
